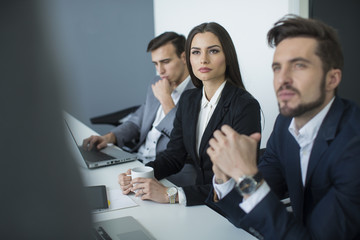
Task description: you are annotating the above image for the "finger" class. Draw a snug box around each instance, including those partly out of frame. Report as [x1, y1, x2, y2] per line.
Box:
[82, 137, 90, 149]
[220, 124, 236, 136]
[126, 169, 132, 175]
[209, 137, 222, 153]
[121, 183, 133, 192]
[131, 182, 144, 192]
[208, 138, 218, 149]
[97, 141, 107, 150]
[122, 186, 132, 195]
[213, 129, 226, 142]
[250, 132, 261, 143]
[206, 147, 215, 162]
[134, 188, 144, 197]
[119, 178, 132, 186]
[131, 177, 146, 184]
[88, 136, 99, 150]
[141, 192, 150, 200]
[118, 173, 131, 185]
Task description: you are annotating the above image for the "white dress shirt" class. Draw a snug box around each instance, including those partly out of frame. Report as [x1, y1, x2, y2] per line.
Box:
[196, 81, 226, 155]
[137, 76, 190, 163]
[178, 80, 226, 205]
[213, 97, 335, 213]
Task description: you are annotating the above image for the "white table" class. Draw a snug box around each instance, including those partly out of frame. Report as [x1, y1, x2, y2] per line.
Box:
[64, 112, 256, 240]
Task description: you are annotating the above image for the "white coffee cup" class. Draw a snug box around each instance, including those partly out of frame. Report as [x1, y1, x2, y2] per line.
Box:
[131, 166, 154, 179]
[131, 166, 154, 193]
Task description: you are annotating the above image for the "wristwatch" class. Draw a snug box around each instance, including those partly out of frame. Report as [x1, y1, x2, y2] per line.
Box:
[235, 171, 263, 197]
[167, 187, 178, 204]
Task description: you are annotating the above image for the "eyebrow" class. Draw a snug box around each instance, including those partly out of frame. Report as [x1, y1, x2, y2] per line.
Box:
[272, 57, 311, 68]
[152, 58, 171, 64]
[191, 44, 221, 50]
[289, 57, 311, 64]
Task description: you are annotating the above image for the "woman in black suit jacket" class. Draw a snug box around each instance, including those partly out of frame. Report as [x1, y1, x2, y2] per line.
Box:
[119, 22, 261, 206]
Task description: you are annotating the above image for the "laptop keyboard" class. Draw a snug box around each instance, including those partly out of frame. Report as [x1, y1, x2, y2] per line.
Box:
[92, 227, 112, 240]
[78, 147, 115, 162]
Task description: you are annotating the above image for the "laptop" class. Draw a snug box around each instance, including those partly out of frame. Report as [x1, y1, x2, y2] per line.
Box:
[92, 216, 155, 240]
[64, 119, 137, 169]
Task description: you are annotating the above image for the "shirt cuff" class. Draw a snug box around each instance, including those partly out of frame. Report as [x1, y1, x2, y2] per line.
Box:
[177, 187, 186, 206]
[239, 181, 270, 213]
[213, 176, 236, 200]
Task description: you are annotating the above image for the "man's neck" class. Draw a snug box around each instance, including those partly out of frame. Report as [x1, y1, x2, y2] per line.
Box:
[294, 95, 334, 130]
[171, 71, 189, 90]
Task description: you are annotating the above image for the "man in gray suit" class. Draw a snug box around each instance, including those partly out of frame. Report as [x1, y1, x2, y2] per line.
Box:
[83, 32, 195, 186]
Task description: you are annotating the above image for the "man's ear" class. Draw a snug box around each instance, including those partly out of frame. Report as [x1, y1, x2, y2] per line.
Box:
[326, 69, 342, 91]
[181, 52, 186, 64]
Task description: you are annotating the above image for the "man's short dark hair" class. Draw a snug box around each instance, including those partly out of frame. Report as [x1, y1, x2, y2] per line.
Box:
[267, 14, 344, 74]
[147, 32, 186, 58]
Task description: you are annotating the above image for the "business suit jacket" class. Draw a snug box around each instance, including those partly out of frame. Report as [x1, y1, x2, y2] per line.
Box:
[111, 76, 194, 153]
[207, 97, 360, 239]
[147, 82, 261, 206]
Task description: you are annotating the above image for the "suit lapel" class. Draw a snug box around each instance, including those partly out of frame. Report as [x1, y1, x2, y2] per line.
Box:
[285, 133, 305, 221]
[198, 83, 234, 156]
[305, 97, 343, 185]
[187, 89, 202, 163]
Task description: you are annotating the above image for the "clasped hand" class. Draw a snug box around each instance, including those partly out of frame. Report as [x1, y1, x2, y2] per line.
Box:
[118, 169, 169, 203]
[207, 125, 261, 181]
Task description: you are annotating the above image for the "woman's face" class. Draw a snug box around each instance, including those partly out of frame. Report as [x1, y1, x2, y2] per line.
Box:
[190, 32, 226, 84]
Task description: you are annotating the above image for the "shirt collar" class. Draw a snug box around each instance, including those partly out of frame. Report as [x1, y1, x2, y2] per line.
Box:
[288, 97, 335, 147]
[201, 80, 227, 108]
[172, 75, 190, 98]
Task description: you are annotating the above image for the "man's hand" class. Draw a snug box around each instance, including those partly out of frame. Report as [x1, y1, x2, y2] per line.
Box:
[82, 132, 116, 151]
[151, 78, 175, 115]
[118, 169, 132, 195]
[207, 125, 261, 180]
[131, 177, 170, 203]
[212, 164, 230, 184]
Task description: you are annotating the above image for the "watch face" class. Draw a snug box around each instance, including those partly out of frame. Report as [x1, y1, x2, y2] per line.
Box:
[239, 178, 256, 194]
[167, 187, 177, 195]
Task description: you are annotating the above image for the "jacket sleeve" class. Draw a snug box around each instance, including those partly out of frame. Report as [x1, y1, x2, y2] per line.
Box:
[155, 105, 177, 138]
[146, 93, 188, 178]
[207, 134, 360, 240]
[110, 104, 144, 147]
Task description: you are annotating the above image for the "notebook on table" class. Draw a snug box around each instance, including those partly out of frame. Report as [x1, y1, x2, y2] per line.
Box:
[64, 119, 137, 169]
[92, 216, 155, 240]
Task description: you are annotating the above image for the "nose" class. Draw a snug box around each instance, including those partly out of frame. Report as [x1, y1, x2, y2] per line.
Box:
[200, 53, 209, 64]
[276, 66, 292, 86]
[157, 63, 165, 74]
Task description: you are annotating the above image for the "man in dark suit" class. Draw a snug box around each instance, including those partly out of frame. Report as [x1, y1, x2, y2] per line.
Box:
[206, 15, 360, 239]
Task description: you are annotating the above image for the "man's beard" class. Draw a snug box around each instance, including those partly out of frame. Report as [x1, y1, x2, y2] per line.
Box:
[278, 77, 326, 118]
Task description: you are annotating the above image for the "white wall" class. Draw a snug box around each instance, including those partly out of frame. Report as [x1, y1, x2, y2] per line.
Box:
[154, 0, 303, 148]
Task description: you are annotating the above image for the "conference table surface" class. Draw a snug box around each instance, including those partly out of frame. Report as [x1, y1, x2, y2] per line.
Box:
[64, 112, 256, 240]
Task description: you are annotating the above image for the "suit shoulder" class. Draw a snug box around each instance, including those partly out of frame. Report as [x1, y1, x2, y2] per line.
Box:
[180, 87, 201, 100]
[232, 88, 260, 108]
[340, 98, 360, 132]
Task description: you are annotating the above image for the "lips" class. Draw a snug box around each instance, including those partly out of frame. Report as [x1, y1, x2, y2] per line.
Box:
[277, 90, 296, 101]
[199, 67, 212, 73]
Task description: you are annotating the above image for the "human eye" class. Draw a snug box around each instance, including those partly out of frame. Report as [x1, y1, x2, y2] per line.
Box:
[294, 62, 307, 70]
[209, 49, 219, 54]
[191, 50, 200, 55]
[272, 64, 280, 72]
